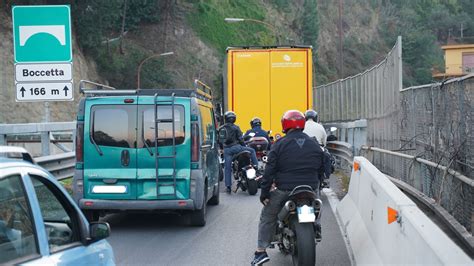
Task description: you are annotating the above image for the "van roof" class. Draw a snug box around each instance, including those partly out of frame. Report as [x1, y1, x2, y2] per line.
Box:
[80, 80, 213, 103]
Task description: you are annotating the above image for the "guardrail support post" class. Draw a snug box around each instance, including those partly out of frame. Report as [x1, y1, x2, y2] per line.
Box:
[41, 131, 50, 156]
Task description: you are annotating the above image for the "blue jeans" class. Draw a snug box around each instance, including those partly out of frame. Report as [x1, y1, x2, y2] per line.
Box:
[223, 145, 258, 187]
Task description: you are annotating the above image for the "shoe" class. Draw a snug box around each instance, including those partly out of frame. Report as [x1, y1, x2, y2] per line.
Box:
[315, 224, 322, 242]
[251, 251, 269, 265]
[226, 186, 231, 193]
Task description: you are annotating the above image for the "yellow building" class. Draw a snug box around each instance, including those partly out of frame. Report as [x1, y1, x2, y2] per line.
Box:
[433, 44, 474, 79]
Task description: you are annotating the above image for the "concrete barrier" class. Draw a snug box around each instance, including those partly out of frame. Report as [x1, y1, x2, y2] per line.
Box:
[337, 156, 472, 265]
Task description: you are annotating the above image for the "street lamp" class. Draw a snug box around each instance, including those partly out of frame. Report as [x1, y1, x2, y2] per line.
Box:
[137, 52, 174, 89]
[224, 17, 280, 45]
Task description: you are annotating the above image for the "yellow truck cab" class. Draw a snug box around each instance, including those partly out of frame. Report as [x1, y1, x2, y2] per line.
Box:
[223, 46, 313, 138]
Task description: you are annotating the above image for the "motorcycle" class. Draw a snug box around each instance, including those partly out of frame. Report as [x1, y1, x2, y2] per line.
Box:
[231, 150, 259, 195]
[245, 133, 270, 172]
[270, 185, 322, 266]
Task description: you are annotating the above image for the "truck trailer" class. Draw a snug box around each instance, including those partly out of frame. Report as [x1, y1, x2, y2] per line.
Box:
[223, 46, 313, 138]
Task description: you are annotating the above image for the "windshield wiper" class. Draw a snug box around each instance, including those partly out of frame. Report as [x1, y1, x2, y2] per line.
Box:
[90, 112, 103, 156]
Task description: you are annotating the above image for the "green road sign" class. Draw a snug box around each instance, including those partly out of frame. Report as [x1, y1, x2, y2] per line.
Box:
[12, 5, 72, 63]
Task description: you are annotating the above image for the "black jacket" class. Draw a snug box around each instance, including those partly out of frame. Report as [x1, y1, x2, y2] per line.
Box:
[261, 130, 325, 197]
[218, 123, 244, 148]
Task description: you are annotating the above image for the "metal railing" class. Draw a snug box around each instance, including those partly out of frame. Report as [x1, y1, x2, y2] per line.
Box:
[0, 122, 76, 156]
[36, 152, 76, 180]
[326, 141, 353, 171]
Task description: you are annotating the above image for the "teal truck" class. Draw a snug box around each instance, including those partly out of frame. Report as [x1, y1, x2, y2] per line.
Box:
[73, 80, 221, 226]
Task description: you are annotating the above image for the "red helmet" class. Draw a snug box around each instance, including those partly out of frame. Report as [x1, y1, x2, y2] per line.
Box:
[281, 110, 305, 133]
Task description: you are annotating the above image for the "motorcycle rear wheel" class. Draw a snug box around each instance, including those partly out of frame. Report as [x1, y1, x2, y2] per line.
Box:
[247, 179, 258, 195]
[292, 221, 316, 266]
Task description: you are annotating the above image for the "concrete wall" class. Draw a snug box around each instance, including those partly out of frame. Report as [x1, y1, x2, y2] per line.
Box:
[337, 157, 472, 265]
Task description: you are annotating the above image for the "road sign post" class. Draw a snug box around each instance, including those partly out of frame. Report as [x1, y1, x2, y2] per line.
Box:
[12, 5, 74, 102]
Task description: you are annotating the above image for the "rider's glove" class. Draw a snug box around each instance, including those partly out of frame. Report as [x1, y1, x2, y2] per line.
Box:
[260, 190, 270, 205]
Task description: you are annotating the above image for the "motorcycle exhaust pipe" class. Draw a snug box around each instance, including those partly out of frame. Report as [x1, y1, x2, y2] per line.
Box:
[277, 200, 296, 221]
[313, 198, 323, 219]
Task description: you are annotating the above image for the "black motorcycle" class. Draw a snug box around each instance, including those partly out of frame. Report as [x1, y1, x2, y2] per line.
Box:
[245, 133, 270, 172]
[231, 150, 259, 195]
[270, 185, 322, 266]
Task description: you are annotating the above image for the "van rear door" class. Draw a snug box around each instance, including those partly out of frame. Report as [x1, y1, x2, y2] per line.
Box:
[83, 97, 138, 200]
[136, 96, 191, 200]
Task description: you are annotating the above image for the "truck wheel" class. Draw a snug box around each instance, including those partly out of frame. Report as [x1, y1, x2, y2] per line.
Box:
[190, 188, 207, 226]
[247, 179, 258, 195]
[83, 210, 99, 222]
[208, 183, 220, 205]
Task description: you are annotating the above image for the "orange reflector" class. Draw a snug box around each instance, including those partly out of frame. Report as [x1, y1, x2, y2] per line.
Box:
[387, 207, 398, 224]
[85, 201, 93, 207]
[353, 161, 360, 171]
[178, 201, 187, 206]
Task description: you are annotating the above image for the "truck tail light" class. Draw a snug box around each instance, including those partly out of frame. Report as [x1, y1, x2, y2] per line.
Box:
[191, 123, 199, 162]
[76, 123, 84, 163]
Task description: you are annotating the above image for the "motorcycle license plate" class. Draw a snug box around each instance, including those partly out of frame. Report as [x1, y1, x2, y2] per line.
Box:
[297, 205, 316, 223]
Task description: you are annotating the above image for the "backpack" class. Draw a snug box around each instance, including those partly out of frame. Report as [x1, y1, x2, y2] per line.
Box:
[218, 124, 234, 145]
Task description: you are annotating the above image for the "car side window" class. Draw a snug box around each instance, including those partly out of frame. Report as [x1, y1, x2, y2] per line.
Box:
[30, 175, 80, 253]
[199, 105, 214, 146]
[0, 174, 38, 264]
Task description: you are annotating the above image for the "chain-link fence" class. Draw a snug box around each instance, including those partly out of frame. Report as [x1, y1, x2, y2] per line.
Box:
[315, 36, 473, 234]
[315, 36, 402, 153]
[394, 76, 473, 233]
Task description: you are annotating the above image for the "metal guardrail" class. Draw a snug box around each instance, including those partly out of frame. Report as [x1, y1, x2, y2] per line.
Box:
[326, 141, 353, 170]
[0, 122, 76, 156]
[35, 151, 75, 180]
[361, 146, 473, 187]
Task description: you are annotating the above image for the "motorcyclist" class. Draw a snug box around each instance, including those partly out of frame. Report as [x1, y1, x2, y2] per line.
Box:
[304, 109, 332, 188]
[218, 111, 259, 193]
[243, 117, 271, 149]
[251, 110, 329, 265]
[303, 109, 327, 147]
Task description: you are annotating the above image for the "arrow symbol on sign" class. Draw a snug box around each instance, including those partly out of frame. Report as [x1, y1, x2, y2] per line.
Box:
[20, 87, 25, 97]
[63, 86, 69, 96]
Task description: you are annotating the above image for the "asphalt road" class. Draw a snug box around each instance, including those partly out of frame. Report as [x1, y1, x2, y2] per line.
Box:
[105, 185, 351, 266]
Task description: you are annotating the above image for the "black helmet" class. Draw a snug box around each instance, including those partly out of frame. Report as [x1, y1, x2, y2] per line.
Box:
[304, 110, 318, 122]
[250, 117, 262, 128]
[224, 111, 237, 123]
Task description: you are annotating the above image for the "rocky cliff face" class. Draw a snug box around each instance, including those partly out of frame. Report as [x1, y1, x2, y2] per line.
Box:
[0, 9, 103, 123]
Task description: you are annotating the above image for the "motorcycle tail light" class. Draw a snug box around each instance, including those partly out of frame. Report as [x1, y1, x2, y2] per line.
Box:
[246, 168, 256, 179]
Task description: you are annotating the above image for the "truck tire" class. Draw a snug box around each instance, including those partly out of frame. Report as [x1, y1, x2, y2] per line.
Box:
[247, 179, 258, 195]
[292, 221, 316, 266]
[208, 183, 220, 205]
[190, 188, 207, 226]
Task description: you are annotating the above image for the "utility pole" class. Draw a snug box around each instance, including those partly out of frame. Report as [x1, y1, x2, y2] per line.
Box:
[338, 0, 344, 78]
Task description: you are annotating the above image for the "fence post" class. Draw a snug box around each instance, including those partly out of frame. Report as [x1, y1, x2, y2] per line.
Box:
[41, 131, 50, 156]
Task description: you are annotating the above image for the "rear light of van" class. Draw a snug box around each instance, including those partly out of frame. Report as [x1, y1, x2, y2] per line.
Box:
[75, 123, 84, 163]
[191, 123, 199, 162]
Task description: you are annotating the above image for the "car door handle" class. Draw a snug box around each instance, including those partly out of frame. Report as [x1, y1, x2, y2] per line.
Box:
[121, 150, 130, 166]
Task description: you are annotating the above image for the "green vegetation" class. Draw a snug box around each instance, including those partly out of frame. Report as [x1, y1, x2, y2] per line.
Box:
[59, 177, 73, 196]
[186, 0, 273, 54]
[379, 0, 474, 86]
[5, 0, 473, 88]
